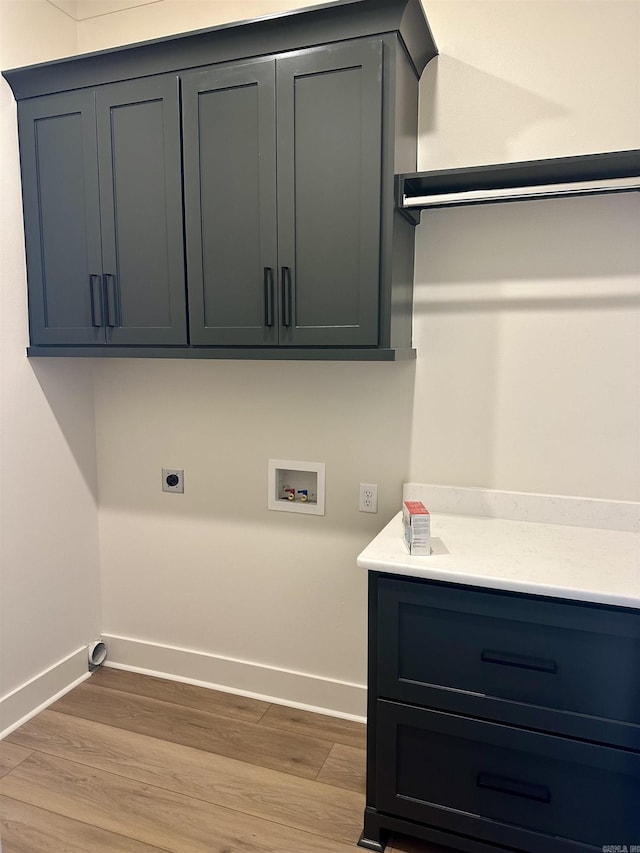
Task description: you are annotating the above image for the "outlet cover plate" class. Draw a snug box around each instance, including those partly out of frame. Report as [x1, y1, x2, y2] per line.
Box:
[162, 468, 184, 493]
[359, 483, 378, 513]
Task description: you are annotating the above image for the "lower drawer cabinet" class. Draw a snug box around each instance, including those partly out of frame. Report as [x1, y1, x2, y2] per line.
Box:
[376, 700, 640, 852]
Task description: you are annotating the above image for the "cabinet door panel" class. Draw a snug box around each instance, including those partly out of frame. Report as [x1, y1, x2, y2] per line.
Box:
[183, 60, 277, 346]
[18, 90, 104, 345]
[276, 40, 382, 346]
[96, 76, 186, 345]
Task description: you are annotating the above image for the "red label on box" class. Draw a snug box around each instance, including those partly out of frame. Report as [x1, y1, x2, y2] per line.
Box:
[404, 501, 429, 515]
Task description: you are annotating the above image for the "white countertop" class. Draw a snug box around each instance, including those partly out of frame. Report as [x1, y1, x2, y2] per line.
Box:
[357, 510, 640, 610]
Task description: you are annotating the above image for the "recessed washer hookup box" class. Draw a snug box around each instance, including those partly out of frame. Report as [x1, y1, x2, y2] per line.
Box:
[403, 500, 431, 556]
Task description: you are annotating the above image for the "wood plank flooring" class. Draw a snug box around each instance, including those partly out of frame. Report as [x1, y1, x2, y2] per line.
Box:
[0, 668, 452, 853]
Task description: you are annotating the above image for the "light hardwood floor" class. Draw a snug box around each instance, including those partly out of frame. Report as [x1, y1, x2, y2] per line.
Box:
[0, 668, 452, 853]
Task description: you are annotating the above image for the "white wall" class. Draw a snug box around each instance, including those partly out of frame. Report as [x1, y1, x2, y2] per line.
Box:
[411, 0, 640, 500]
[77, 0, 321, 51]
[0, 0, 101, 734]
[410, 191, 640, 499]
[94, 359, 413, 712]
[418, 0, 640, 170]
[1, 0, 638, 720]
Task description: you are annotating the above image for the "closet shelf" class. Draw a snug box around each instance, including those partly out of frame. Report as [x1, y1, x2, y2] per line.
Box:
[397, 148, 640, 221]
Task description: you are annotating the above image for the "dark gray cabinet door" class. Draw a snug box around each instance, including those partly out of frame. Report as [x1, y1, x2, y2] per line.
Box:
[96, 76, 186, 345]
[276, 40, 383, 347]
[182, 59, 278, 346]
[18, 90, 104, 345]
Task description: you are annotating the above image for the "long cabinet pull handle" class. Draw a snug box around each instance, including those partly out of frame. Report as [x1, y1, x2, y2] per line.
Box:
[480, 649, 557, 674]
[281, 266, 292, 327]
[477, 772, 551, 804]
[89, 274, 103, 327]
[104, 273, 118, 328]
[264, 267, 275, 327]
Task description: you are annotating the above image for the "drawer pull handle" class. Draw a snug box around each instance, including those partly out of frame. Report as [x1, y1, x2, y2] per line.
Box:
[89, 274, 103, 327]
[104, 273, 119, 328]
[264, 267, 275, 327]
[481, 649, 557, 674]
[281, 266, 292, 327]
[477, 772, 551, 804]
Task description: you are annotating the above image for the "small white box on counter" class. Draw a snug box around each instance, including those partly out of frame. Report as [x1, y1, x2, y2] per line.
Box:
[403, 500, 431, 555]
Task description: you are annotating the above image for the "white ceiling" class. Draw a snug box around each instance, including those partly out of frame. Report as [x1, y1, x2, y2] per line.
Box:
[47, 0, 160, 21]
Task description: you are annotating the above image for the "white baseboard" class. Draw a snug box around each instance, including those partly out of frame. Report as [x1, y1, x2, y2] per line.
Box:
[0, 646, 90, 740]
[102, 634, 367, 722]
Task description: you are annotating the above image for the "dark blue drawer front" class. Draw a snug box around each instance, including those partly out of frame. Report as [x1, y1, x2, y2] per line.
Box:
[376, 700, 640, 851]
[377, 577, 640, 747]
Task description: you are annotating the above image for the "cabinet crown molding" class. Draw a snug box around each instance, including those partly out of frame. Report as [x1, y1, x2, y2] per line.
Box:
[2, 0, 437, 100]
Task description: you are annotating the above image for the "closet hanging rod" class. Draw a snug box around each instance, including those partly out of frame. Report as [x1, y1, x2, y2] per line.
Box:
[402, 175, 640, 209]
[397, 149, 640, 216]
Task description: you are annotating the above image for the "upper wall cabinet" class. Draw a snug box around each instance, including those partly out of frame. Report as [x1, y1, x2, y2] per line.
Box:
[3, 0, 438, 360]
[183, 40, 383, 347]
[17, 75, 187, 346]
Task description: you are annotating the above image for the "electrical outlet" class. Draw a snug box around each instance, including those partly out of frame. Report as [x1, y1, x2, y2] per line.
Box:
[162, 468, 184, 493]
[359, 483, 378, 513]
